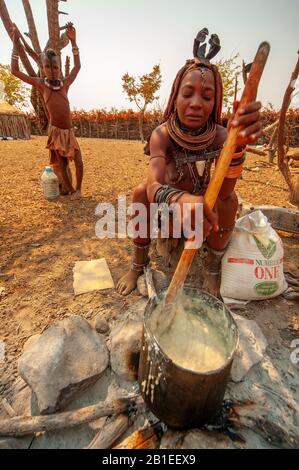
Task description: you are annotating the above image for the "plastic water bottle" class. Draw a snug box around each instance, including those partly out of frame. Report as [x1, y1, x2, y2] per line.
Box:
[41, 166, 59, 200]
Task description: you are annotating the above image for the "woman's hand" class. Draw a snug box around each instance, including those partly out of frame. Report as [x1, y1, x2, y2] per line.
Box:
[229, 100, 263, 148]
[174, 193, 218, 242]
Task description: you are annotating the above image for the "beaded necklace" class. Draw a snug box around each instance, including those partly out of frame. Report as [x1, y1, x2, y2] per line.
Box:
[44, 78, 64, 91]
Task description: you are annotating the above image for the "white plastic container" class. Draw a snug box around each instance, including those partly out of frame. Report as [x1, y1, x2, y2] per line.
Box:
[41, 166, 59, 200]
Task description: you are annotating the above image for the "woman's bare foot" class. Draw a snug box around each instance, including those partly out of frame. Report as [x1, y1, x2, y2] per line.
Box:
[202, 272, 221, 298]
[117, 269, 141, 296]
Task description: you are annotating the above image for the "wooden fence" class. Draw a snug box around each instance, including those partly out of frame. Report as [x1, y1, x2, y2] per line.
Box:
[0, 113, 31, 140]
[29, 114, 299, 146]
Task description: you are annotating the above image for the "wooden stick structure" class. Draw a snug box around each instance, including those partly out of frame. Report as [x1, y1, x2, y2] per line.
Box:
[0, 396, 143, 438]
[87, 415, 130, 449]
[165, 42, 270, 306]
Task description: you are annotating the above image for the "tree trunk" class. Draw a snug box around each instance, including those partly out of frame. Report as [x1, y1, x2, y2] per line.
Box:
[0, 0, 37, 77]
[46, 0, 60, 56]
[138, 110, 145, 142]
[277, 52, 299, 202]
[0, 0, 50, 129]
[268, 125, 278, 163]
[22, 0, 42, 56]
[31, 87, 49, 132]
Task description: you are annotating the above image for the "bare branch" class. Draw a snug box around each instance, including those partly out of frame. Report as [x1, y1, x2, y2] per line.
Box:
[277, 52, 299, 191]
[22, 0, 41, 55]
[0, 0, 37, 77]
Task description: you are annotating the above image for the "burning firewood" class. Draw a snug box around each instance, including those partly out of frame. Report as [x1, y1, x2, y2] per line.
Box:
[87, 415, 130, 449]
[113, 421, 165, 449]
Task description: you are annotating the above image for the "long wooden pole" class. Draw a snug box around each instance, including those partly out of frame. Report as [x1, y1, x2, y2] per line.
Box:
[165, 42, 270, 305]
[0, 396, 142, 437]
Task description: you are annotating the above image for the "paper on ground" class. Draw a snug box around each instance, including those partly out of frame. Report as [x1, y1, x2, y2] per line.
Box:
[73, 258, 115, 295]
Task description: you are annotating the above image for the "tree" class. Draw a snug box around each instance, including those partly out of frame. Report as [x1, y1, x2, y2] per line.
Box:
[277, 52, 299, 204]
[122, 64, 162, 142]
[216, 54, 241, 111]
[0, 64, 30, 108]
[0, 0, 72, 130]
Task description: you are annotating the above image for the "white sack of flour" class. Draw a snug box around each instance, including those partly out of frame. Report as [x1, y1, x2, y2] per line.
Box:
[220, 210, 287, 302]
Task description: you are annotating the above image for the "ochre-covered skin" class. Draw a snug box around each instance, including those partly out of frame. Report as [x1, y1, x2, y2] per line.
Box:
[117, 65, 263, 297]
[11, 23, 83, 194]
[165, 42, 270, 304]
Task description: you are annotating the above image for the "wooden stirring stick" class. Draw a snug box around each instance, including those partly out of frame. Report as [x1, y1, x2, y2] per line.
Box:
[164, 42, 270, 308]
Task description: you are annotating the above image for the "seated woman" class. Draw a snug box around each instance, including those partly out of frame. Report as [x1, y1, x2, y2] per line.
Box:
[117, 29, 262, 297]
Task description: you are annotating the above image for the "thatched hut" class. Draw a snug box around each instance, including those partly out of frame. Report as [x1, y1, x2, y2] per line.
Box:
[0, 101, 30, 140]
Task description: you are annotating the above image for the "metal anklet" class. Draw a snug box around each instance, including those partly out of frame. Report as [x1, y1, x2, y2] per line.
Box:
[207, 247, 226, 257]
[132, 261, 149, 273]
[218, 224, 235, 238]
[133, 242, 151, 250]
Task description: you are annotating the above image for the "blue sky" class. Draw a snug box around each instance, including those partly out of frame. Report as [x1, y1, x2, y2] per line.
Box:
[1, 0, 298, 111]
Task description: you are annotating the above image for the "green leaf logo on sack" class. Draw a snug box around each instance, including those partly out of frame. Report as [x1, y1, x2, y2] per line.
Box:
[253, 236, 277, 259]
[254, 281, 279, 296]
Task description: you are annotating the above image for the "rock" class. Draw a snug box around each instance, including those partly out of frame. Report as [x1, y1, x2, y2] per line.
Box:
[23, 334, 41, 352]
[94, 316, 110, 335]
[231, 315, 268, 383]
[30, 369, 113, 449]
[18, 316, 109, 414]
[137, 270, 168, 298]
[110, 320, 143, 381]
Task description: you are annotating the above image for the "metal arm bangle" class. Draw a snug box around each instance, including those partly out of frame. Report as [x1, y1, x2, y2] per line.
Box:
[155, 185, 186, 205]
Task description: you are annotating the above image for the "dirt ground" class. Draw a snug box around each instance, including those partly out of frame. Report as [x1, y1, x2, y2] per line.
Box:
[0, 137, 298, 398]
